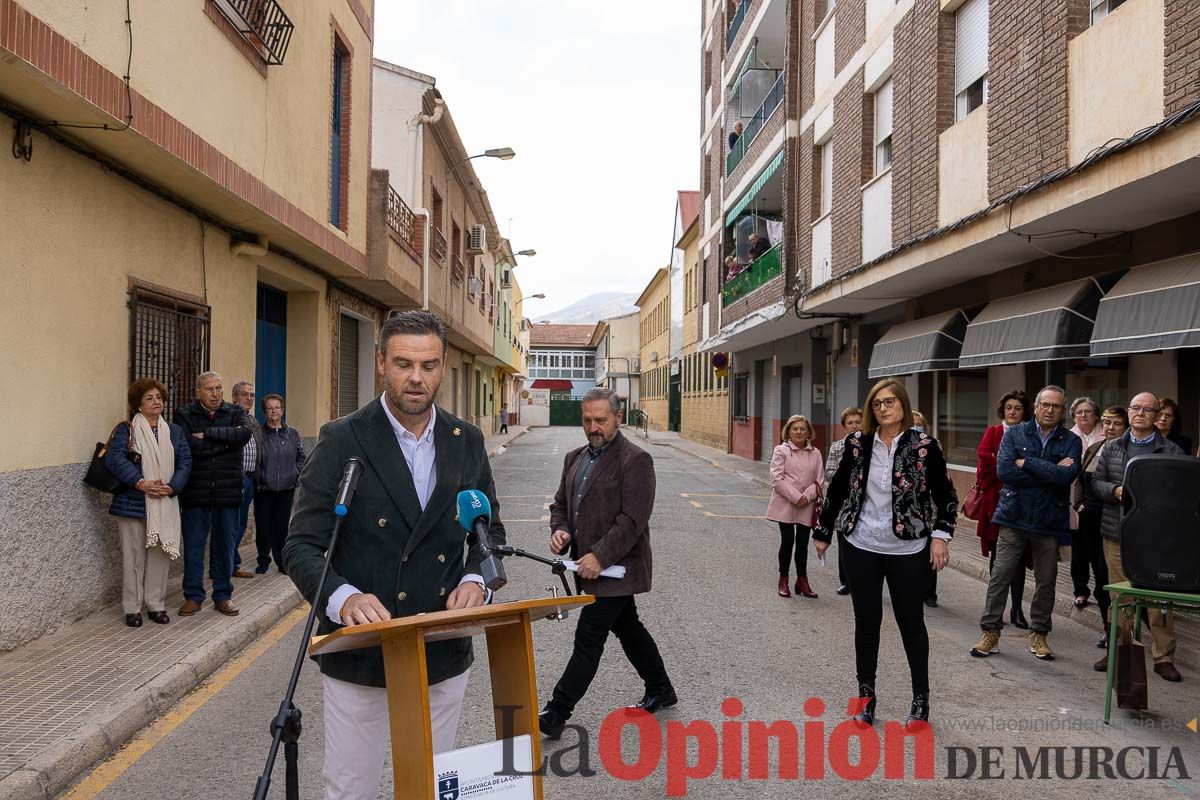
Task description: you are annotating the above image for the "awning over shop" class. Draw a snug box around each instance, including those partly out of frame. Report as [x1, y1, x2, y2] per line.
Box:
[725, 149, 784, 226]
[529, 379, 573, 390]
[959, 278, 1103, 367]
[1090, 253, 1200, 357]
[868, 310, 970, 378]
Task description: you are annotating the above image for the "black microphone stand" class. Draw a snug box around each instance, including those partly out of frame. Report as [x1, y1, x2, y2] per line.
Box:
[493, 545, 574, 598]
[252, 512, 346, 800]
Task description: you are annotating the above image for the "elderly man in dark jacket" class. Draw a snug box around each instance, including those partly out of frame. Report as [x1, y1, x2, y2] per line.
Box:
[173, 371, 253, 617]
[538, 387, 675, 739]
[971, 385, 1081, 662]
[1090, 391, 1185, 681]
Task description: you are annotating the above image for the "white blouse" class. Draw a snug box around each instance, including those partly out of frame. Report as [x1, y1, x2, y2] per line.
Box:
[850, 432, 952, 556]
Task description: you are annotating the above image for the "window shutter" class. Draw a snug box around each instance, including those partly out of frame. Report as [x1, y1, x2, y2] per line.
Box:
[338, 314, 359, 417]
[955, 0, 989, 96]
[875, 79, 893, 145]
[820, 142, 833, 217]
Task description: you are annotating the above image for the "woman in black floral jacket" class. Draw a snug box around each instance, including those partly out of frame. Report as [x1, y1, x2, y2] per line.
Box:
[814, 377, 957, 731]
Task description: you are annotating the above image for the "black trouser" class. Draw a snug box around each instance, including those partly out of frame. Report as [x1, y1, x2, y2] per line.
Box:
[254, 488, 295, 571]
[548, 595, 671, 719]
[926, 562, 938, 603]
[777, 522, 811, 577]
[843, 539, 930, 697]
[837, 533, 850, 589]
[1071, 509, 1111, 623]
[501, 423, 508, 433]
[988, 542, 1026, 612]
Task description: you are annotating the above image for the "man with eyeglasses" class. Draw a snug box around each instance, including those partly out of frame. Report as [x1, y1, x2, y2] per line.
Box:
[1090, 391, 1185, 682]
[971, 385, 1080, 662]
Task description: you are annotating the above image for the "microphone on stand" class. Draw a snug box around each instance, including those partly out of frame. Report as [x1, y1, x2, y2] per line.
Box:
[456, 490, 507, 591]
[333, 457, 363, 517]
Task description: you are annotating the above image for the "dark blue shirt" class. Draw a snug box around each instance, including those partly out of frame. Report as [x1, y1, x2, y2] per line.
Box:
[569, 439, 612, 531]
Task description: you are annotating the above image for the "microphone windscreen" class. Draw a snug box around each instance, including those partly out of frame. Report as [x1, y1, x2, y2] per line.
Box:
[456, 489, 491, 532]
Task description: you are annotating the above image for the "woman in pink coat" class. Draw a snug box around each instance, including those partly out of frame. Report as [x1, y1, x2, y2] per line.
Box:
[767, 415, 825, 598]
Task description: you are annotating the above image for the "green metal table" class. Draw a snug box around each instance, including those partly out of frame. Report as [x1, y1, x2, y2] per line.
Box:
[1103, 580, 1200, 723]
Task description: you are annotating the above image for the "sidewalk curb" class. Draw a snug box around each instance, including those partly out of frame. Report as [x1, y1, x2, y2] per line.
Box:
[648, 436, 1120, 638]
[0, 586, 303, 800]
[488, 428, 528, 458]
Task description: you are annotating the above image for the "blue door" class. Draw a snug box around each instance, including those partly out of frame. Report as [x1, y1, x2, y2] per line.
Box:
[255, 284, 287, 426]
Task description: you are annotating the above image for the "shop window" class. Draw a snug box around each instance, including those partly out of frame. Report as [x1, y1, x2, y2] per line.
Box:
[936, 370, 988, 467]
[1064, 358, 1129, 413]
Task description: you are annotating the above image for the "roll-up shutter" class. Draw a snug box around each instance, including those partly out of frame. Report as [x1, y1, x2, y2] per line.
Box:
[955, 0, 989, 96]
[338, 314, 359, 417]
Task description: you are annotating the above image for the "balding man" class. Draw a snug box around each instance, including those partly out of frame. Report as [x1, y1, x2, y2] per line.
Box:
[1090, 391, 1185, 682]
[173, 372, 253, 617]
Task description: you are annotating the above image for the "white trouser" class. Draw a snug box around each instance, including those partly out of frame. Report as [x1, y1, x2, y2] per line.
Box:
[322, 670, 470, 800]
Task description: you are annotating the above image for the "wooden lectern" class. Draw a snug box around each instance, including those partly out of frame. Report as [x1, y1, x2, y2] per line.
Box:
[309, 595, 593, 799]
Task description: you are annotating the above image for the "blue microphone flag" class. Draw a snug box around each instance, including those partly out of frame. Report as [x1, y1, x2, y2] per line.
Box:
[456, 489, 491, 532]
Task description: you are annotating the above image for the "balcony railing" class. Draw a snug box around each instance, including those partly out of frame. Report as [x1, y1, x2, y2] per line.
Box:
[211, 0, 295, 65]
[727, 72, 785, 175]
[723, 243, 783, 306]
[453, 256, 466, 284]
[726, 0, 750, 49]
[385, 185, 417, 252]
[432, 227, 448, 263]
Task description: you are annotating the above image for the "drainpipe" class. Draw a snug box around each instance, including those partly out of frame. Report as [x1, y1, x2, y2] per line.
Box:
[409, 95, 445, 311]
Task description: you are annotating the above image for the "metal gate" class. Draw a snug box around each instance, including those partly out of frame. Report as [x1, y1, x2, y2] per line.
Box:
[129, 287, 211, 419]
[549, 399, 583, 426]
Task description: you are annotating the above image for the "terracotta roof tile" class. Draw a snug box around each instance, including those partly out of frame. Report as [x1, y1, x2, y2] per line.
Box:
[529, 324, 597, 347]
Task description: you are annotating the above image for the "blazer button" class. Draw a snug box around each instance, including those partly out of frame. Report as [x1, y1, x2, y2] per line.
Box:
[438, 587, 446, 597]
[378, 518, 387, 527]
[397, 591, 407, 601]
[438, 554, 445, 563]
[402, 555, 409, 562]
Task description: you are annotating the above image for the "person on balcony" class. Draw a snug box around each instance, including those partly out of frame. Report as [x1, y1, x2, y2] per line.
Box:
[724, 255, 742, 281]
[749, 233, 770, 260]
[728, 121, 743, 151]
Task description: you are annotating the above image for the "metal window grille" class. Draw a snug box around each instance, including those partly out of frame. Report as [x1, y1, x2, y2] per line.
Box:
[211, 0, 295, 65]
[386, 185, 417, 251]
[128, 287, 211, 419]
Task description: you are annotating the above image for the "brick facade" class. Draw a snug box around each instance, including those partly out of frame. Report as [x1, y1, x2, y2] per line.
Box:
[986, 0, 1088, 201]
[891, 0, 955, 244]
[782, 0, 802, 296]
[831, 70, 866, 276]
[835, 0, 866, 75]
[1165, 0, 1200, 115]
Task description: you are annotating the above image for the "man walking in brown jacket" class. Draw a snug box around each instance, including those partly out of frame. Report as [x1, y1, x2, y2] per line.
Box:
[538, 387, 676, 738]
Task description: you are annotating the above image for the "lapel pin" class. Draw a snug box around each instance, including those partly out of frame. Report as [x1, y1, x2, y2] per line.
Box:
[453, 427, 461, 437]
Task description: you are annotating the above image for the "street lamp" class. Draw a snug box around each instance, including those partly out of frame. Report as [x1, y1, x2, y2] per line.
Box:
[516, 249, 536, 257]
[447, 147, 517, 180]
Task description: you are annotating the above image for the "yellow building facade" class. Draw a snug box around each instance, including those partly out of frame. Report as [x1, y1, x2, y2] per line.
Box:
[636, 268, 671, 431]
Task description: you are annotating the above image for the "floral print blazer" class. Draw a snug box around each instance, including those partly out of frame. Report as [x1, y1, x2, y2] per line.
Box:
[813, 428, 958, 543]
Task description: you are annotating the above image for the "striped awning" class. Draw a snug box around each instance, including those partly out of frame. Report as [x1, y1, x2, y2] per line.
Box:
[959, 278, 1103, 367]
[868, 310, 970, 378]
[1090, 253, 1200, 356]
[725, 149, 784, 226]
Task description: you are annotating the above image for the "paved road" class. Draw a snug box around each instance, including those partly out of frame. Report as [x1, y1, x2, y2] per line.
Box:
[65, 427, 1200, 799]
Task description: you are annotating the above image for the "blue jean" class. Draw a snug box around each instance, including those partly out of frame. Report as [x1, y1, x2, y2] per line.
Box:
[181, 505, 239, 603]
[235, 474, 255, 570]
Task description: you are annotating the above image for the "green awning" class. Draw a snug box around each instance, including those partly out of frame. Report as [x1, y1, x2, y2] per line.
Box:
[725, 149, 784, 226]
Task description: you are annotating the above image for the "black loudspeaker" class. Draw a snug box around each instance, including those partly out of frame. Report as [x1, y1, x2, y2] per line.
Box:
[1120, 454, 1200, 592]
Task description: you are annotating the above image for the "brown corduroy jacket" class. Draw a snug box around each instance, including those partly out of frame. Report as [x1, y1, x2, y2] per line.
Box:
[549, 431, 655, 596]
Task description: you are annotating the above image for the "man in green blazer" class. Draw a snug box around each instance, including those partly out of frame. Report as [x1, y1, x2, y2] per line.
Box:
[283, 310, 505, 800]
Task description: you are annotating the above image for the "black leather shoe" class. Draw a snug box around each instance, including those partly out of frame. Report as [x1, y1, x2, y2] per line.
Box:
[1010, 606, 1030, 630]
[837, 585, 851, 596]
[1097, 631, 1109, 649]
[924, 596, 938, 609]
[538, 709, 566, 740]
[147, 611, 170, 625]
[852, 683, 876, 727]
[905, 694, 930, 730]
[254, 564, 269, 575]
[125, 613, 143, 628]
[631, 688, 678, 714]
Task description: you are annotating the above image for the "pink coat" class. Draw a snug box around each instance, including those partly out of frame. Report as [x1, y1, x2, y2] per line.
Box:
[766, 441, 824, 525]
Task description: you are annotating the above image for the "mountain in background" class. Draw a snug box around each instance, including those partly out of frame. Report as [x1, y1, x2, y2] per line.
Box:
[534, 292, 640, 325]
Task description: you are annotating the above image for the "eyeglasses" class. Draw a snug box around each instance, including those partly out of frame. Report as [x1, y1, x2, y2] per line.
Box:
[1036, 402, 1064, 411]
[1128, 405, 1160, 415]
[870, 396, 899, 410]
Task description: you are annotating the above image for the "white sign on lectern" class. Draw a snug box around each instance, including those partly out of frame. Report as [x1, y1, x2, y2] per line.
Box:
[432, 735, 535, 799]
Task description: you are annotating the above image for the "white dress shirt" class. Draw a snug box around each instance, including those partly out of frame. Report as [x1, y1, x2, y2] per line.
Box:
[327, 399, 484, 623]
[850, 432, 952, 556]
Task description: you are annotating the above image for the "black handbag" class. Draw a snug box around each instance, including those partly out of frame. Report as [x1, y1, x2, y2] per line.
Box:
[82, 423, 127, 493]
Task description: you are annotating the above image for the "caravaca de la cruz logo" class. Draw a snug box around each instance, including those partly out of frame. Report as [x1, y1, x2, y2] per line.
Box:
[497, 699, 1193, 796]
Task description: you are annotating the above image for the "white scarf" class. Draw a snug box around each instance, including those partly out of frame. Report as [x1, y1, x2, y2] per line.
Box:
[132, 413, 181, 560]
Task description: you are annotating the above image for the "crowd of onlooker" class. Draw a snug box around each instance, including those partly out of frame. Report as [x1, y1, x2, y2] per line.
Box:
[103, 373, 304, 628]
[763, 377, 1196, 727]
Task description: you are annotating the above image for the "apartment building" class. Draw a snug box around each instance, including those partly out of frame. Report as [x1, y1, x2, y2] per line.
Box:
[0, 0, 377, 648]
[700, 0, 1200, 489]
[637, 268, 674, 431]
[526, 324, 598, 425]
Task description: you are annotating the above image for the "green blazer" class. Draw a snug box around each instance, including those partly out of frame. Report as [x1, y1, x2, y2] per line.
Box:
[283, 399, 505, 687]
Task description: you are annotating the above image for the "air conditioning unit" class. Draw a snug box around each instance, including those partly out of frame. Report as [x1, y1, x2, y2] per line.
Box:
[467, 225, 487, 254]
[467, 276, 482, 298]
[630, 358, 641, 374]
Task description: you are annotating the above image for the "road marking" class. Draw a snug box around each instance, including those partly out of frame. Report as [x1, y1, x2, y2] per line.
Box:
[689, 500, 704, 509]
[60, 605, 308, 800]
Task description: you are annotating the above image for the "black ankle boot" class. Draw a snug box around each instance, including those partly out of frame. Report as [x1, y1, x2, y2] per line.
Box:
[905, 694, 930, 730]
[1010, 605, 1029, 630]
[852, 683, 876, 726]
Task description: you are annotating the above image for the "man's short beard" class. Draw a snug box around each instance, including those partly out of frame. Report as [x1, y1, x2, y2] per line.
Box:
[384, 384, 435, 417]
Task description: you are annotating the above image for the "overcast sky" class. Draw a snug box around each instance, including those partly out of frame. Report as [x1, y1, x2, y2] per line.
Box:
[374, 0, 699, 321]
